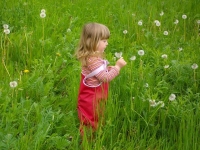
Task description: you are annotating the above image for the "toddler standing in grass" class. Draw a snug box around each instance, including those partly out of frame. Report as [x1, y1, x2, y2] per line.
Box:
[75, 22, 127, 141]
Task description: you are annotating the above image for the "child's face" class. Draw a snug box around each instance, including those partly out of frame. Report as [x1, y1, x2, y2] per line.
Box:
[96, 39, 108, 53]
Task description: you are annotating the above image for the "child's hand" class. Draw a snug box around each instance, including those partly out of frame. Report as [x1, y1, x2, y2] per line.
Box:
[115, 57, 127, 70]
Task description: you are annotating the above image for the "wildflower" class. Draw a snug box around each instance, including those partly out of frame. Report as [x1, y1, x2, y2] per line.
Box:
[130, 56, 136, 61]
[191, 63, 198, 70]
[157, 101, 165, 107]
[178, 47, 183, 51]
[169, 93, 176, 101]
[161, 54, 168, 59]
[23, 69, 30, 73]
[41, 9, 46, 13]
[160, 11, 164, 16]
[164, 65, 169, 69]
[10, 81, 18, 88]
[115, 52, 122, 58]
[123, 30, 128, 34]
[182, 14, 187, 19]
[56, 52, 61, 56]
[138, 50, 144, 56]
[197, 20, 200, 25]
[4, 29, 10, 34]
[138, 20, 143, 26]
[3, 24, 9, 29]
[174, 19, 179, 24]
[40, 12, 46, 18]
[132, 97, 135, 100]
[163, 31, 168, 35]
[149, 99, 157, 107]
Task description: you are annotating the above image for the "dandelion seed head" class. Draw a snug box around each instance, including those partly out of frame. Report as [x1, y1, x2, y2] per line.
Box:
[123, 30, 128, 34]
[157, 101, 165, 107]
[178, 47, 183, 51]
[164, 65, 169, 69]
[132, 13, 136, 17]
[67, 28, 71, 32]
[154, 20, 161, 26]
[191, 63, 198, 70]
[40, 12, 46, 18]
[138, 50, 144, 56]
[156, 21, 161, 26]
[41, 9, 46, 13]
[115, 52, 122, 58]
[145, 83, 149, 88]
[3, 24, 9, 29]
[138, 20, 143, 26]
[169, 93, 176, 101]
[163, 31, 168, 35]
[4, 29, 10, 34]
[161, 54, 168, 59]
[197, 20, 200, 24]
[160, 11, 164, 16]
[174, 19, 179, 24]
[149, 99, 157, 107]
[182, 14, 187, 19]
[10, 81, 18, 88]
[130, 56, 136, 61]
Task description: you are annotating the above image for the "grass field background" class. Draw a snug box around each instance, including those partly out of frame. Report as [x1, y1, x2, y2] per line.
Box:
[0, 0, 200, 149]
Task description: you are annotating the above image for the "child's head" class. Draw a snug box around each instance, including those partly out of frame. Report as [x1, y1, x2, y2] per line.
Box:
[76, 23, 110, 64]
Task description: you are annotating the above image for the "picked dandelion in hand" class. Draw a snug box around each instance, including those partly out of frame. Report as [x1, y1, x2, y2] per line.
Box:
[115, 52, 122, 58]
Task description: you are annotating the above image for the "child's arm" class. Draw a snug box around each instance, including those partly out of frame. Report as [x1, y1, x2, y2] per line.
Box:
[87, 57, 126, 82]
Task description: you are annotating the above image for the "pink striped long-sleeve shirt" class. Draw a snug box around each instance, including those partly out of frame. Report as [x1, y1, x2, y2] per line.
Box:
[82, 57, 119, 87]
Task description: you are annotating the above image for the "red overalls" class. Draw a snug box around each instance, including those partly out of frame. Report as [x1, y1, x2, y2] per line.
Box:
[77, 61, 109, 136]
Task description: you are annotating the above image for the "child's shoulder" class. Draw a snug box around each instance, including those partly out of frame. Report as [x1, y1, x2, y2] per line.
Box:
[87, 56, 103, 63]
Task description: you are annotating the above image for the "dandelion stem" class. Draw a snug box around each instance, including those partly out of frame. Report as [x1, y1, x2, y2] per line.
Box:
[194, 69, 197, 91]
[184, 20, 186, 41]
[25, 32, 29, 54]
[2, 58, 11, 78]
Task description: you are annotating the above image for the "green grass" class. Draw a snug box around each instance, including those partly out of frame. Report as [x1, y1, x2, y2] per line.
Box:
[0, 0, 200, 149]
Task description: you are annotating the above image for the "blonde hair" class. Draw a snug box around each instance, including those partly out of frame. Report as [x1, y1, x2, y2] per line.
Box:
[75, 23, 110, 66]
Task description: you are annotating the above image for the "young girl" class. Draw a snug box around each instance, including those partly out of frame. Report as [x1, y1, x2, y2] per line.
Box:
[75, 22, 127, 138]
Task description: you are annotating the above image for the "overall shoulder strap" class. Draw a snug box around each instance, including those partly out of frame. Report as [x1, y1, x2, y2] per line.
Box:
[83, 60, 108, 87]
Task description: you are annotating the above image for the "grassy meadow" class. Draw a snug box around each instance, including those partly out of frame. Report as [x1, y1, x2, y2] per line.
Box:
[1, 0, 200, 149]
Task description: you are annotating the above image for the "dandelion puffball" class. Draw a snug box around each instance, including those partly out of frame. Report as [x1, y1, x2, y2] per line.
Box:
[138, 20, 143, 26]
[3, 24, 9, 29]
[115, 52, 122, 58]
[123, 30, 128, 34]
[138, 50, 144, 56]
[182, 14, 187, 19]
[191, 63, 198, 70]
[130, 56, 136, 61]
[169, 93, 176, 101]
[10, 81, 18, 88]
[40, 12, 46, 18]
[4, 29, 10, 34]
[174, 19, 179, 24]
[163, 31, 168, 35]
